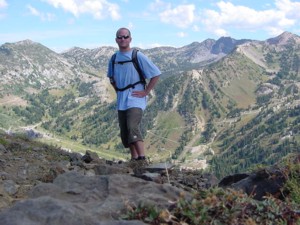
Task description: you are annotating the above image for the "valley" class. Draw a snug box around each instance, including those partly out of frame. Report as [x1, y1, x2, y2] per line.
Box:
[0, 31, 299, 177]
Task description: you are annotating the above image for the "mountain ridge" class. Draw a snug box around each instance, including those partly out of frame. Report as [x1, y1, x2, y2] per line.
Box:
[0, 31, 299, 178]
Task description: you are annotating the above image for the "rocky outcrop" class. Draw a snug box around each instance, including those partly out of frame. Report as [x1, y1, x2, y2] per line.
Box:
[0, 133, 205, 224]
[0, 171, 190, 225]
[219, 167, 288, 200]
[0, 132, 297, 224]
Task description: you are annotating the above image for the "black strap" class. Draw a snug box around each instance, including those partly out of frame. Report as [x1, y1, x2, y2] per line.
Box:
[115, 59, 132, 65]
[115, 81, 144, 91]
[131, 49, 146, 85]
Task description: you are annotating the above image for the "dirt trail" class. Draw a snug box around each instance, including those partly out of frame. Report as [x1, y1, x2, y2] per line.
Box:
[0, 96, 27, 106]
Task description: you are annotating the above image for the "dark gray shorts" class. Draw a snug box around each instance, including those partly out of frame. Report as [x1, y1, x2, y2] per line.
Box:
[118, 107, 143, 148]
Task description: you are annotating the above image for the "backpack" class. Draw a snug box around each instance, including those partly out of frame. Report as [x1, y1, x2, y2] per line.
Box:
[110, 49, 146, 91]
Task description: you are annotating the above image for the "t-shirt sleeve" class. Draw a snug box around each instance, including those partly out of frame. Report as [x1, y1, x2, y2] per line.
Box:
[137, 52, 161, 79]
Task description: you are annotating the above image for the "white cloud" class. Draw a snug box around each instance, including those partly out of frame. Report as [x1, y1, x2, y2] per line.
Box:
[192, 25, 200, 32]
[0, 0, 7, 8]
[127, 22, 134, 30]
[149, 0, 170, 12]
[201, 0, 300, 37]
[159, 4, 195, 28]
[177, 32, 187, 38]
[0, 0, 7, 17]
[275, 0, 300, 19]
[214, 28, 228, 37]
[27, 5, 55, 21]
[42, 0, 120, 20]
[27, 5, 40, 16]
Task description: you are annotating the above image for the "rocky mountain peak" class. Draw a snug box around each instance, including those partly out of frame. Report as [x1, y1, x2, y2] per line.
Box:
[15, 39, 36, 45]
[211, 36, 251, 54]
[266, 31, 300, 45]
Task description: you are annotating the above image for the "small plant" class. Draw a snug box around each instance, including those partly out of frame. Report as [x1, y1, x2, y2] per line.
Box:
[123, 203, 161, 224]
[124, 187, 300, 225]
[0, 137, 8, 145]
[283, 156, 300, 204]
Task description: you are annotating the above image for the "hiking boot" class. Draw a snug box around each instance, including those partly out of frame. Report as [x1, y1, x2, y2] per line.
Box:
[136, 158, 149, 167]
[127, 157, 150, 173]
[132, 159, 149, 175]
[128, 158, 138, 169]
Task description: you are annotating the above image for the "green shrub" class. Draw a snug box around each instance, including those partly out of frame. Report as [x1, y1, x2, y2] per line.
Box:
[124, 188, 300, 225]
[284, 158, 300, 204]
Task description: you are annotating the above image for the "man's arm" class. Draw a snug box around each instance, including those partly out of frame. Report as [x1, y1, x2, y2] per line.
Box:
[108, 76, 118, 92]
[145, 76, 160, 95]
[132, 75, 160, 98]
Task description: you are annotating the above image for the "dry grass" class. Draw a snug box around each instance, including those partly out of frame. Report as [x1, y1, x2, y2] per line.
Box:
[0, 95, 27, 106]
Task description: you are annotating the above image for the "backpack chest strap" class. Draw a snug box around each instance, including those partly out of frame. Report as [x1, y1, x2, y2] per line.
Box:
[114, 60, 133, 65]
[116, 81, 144, 92]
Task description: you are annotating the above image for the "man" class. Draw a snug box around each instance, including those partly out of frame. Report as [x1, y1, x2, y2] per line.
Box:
[107, 27, 161, 163]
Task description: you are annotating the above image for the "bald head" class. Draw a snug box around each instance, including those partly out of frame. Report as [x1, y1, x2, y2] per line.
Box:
[116, 28, 131, 38]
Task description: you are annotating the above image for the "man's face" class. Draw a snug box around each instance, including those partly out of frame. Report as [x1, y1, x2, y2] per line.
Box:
[115, 29, 132, 49]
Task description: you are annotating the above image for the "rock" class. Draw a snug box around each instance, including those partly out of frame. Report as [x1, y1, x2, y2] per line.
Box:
[81, 150, 101, 163]
[0, 171, 191, 225]
[93, 164, 132, 175]
[218, 173, 250, 187]
[144, 162, 174, 173]
[2, 180, 18, 195]
[200, 173, 219, 188]
[0, 182, 14, 210]
[136, 172, 163, 183]
[5, 131, 284, 224]
[0, 196, 146, 225]
[0, 143, 7, 155]
[219, 168, 287, 200]
[69, 152, 84, 166]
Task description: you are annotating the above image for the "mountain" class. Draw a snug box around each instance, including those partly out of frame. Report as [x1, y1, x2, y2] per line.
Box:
[61, 46, 116, 73]
[266, 31, 300, 46]
[0, 39, 112, 104]
[211, 36, 251, 54]
[0, 40, 76, 89]
[60, 37, 246, 75]
[0, 32, 299, 178]
[208, 31, 300, 177]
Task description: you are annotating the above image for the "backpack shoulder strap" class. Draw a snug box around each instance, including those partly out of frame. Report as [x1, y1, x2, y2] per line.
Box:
[111, 52, 117, 77]
[132, 49, 146, 85]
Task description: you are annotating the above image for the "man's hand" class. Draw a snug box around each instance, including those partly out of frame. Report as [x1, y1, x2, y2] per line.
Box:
[132, 90, 148, 98]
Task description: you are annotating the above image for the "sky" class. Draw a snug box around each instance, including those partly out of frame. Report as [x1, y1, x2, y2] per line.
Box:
[0, 0, 300, 53]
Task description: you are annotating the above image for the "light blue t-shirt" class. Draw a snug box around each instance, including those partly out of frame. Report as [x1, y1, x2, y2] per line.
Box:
[107, 49, 161, 111]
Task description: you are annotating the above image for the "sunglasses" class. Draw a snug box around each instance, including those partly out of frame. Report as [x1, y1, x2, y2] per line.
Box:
[116, 35, 130, 40]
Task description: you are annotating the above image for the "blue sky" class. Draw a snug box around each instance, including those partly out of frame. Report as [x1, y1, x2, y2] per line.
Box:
[1, 0, 300, 53]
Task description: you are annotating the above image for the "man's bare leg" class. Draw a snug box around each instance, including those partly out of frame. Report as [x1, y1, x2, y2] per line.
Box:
[130, 141, 145, 159]
[129, 144, 139, 159]
[134, 140, 145, 157]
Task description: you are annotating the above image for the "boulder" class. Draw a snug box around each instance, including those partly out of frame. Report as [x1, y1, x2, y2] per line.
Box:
[0, 171, 192, 225]
[219, 168, 287, 200]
